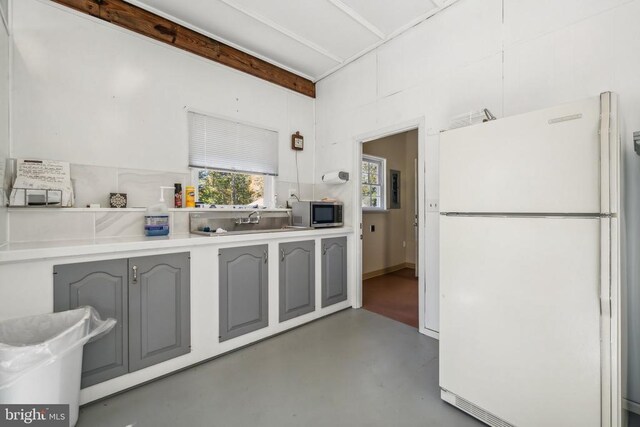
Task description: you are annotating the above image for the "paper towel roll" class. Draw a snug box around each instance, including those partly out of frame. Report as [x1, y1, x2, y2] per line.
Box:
[322, 171, 349, 184]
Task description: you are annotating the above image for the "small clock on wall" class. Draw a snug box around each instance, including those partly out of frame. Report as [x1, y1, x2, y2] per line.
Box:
[291, 131, 304, 150]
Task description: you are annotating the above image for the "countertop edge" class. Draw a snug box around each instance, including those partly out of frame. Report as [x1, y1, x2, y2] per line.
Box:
[7, 207, 293, 213]
[0, 228, 354, 264]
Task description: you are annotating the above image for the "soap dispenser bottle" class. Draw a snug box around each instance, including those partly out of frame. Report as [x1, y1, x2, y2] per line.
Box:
[144, 186, 172, 236]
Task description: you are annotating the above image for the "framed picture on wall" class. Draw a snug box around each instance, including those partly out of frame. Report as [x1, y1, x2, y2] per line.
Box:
[390, 169, 401, 209]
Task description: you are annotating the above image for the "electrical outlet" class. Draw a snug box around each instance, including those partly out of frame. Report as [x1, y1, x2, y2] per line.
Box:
[288, 188, 296, 198]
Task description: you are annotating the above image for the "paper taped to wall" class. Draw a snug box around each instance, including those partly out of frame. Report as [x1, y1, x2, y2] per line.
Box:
[9, 159, 74, 206]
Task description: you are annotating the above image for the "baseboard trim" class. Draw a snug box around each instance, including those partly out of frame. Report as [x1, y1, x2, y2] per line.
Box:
[420, 327, 439, 340]
[363, 263, 415, 280]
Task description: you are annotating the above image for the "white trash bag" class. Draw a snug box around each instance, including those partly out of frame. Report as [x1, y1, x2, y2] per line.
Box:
[0, 307, 116, 426]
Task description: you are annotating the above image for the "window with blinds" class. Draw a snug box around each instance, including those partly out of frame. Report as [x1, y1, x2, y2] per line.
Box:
[188, 111, 279, 176]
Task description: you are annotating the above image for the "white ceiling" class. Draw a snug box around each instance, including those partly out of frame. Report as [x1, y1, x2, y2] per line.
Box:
[129, 0, 457, 82]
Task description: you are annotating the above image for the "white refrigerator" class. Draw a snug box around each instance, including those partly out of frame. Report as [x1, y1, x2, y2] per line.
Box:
[439, 92, 621, 427]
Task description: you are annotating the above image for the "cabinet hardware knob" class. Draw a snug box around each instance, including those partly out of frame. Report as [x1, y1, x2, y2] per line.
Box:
[132, 265, 138, 283]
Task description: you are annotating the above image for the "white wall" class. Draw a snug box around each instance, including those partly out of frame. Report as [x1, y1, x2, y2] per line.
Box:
[315, 0, 640, 362]
[0, 2, 9, 246]
[10, 0, 315, 191]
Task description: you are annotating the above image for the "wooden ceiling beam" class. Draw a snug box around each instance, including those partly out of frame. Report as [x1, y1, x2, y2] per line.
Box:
[53, 0, 100, 16]
[50, 0, 316, 98]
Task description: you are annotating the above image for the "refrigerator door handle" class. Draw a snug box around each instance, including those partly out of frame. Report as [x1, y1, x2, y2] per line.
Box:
[600, 217, 612, 427]
[600, 91, 619, 216]
[600, 92, 611, 214]
[600, 218, 611, 318]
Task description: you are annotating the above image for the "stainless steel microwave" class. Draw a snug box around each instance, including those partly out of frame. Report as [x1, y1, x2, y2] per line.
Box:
[292, 201, 343, 228]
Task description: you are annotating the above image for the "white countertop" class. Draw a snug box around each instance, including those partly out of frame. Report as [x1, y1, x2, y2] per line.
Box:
[7, 207, 293, 213]
[0, 227, 353, 263]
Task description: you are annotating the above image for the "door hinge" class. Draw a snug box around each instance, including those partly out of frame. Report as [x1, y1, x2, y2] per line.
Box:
[609, 298, 613, 318]
[599, 294, 613, 318]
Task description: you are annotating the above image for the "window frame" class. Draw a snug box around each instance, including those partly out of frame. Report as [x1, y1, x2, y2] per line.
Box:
[361, 154, 387, 211]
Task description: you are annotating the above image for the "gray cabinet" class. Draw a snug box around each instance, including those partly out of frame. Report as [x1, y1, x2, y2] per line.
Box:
[54, 252, 190, 388]
[54, 259, 129, 388]
[128, 253, 190, 372]
[219, 245, 269, 342]
[279, 240, 315, 322]
[321, 237, 348, 308]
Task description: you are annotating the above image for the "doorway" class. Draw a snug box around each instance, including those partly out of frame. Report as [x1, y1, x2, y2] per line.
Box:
[360, 129, 419, 328]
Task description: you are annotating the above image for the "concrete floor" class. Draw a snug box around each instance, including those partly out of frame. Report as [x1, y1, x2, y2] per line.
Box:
[78, 309, 484, 427]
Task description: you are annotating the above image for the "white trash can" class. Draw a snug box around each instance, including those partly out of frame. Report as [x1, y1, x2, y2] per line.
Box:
[0, 307, 115, 426]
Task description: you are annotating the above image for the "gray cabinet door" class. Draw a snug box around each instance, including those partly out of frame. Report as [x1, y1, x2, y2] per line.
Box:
[279, 240, 315, 322]
[128, 252, 191, 372]
[53, 259, 129, 388]
[321, 237, 348, 308]
[219, 245, 269, 342]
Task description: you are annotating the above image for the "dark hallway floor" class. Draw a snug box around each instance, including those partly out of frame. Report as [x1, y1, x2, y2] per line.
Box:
[362, 268, 419, 328]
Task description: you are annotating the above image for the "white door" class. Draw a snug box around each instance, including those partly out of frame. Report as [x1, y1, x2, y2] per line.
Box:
[440, 96, 601, 214]
[440, 215, 602, 427]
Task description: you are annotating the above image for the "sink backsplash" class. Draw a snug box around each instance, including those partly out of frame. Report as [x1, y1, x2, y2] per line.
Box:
[70, 164, 191, 209]
[69, 163, 315, 210]
[190, 211, 292, 234]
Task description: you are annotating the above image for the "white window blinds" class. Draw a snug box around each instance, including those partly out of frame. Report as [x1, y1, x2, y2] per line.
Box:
[188, 112, 279, 176]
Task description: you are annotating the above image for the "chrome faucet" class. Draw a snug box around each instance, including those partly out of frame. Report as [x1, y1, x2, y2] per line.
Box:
[247, 210, 261, 224]
[235, 210, 261, 225]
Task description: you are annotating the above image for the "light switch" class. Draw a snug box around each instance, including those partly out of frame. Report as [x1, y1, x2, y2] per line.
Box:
[427, 199, 439, 212]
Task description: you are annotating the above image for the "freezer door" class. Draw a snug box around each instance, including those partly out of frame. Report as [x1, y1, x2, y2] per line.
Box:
[440, 95, 605, 214]
[440, 215, 604, 427]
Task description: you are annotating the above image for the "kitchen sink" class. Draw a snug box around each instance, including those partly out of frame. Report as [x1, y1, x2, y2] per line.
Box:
[189, 210, 315, 236]
[191, 225, 313, 237]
